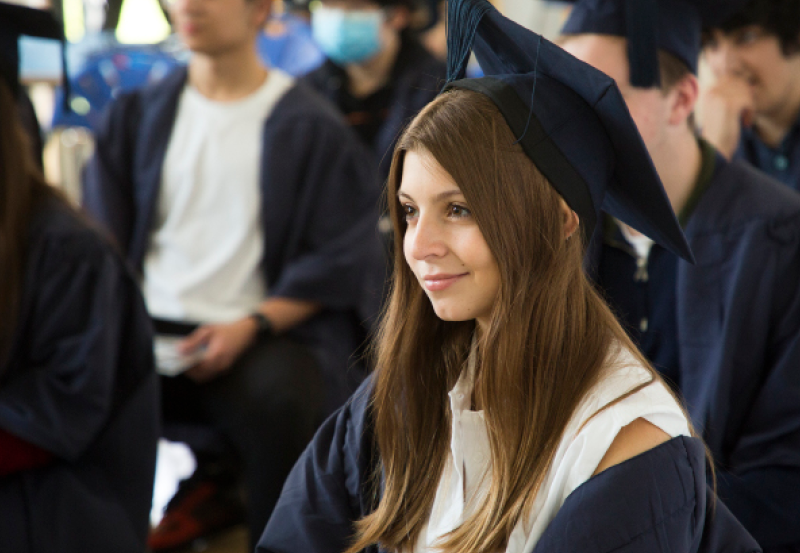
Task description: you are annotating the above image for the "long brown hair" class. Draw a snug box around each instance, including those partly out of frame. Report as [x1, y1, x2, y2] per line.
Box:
[348, 89, 664, 553]
[0, 80, 57, 363]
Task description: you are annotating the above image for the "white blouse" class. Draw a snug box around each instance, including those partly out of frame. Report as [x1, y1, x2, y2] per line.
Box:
[415, 342, 691, 553]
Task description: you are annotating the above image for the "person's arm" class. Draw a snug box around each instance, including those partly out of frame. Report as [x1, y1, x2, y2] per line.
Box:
[696, 73, 755, 159]
[709, 216, 800, 550]
[180, 298, 321, 383]
[533, 436, 760, 553]
[592, 418, 671, 476]
[82, 92, 140, 253]
[0, 229, 149, 462]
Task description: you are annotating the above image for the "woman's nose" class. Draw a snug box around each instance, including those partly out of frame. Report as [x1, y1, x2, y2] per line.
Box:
[407, 215, 448, 261]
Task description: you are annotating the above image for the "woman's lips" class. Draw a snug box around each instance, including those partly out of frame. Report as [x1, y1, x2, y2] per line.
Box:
[423, 273, 467, 291]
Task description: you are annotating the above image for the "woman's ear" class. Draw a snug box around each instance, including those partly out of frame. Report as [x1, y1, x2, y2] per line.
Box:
[560, 199, 580, 240]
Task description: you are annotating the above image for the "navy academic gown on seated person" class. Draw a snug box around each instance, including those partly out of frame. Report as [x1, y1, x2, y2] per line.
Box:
[256, 377, 760, 553]
[736, 115, 800, 192]
[588, 154, 800, 552]
[0, 197, 159, 553]
[82, 67, 384, 415]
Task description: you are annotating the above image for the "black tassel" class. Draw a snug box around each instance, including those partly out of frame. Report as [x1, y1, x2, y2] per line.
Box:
[445, 0, 492, 84]
[625, 0, 660, 87]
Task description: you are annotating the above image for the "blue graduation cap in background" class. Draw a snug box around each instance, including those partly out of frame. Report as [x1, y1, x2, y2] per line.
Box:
[562, 0, 748, 87]
[442, 0, 694, 263]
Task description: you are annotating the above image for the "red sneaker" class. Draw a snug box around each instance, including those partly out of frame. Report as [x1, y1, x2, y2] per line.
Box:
[148, 476, 245, 552]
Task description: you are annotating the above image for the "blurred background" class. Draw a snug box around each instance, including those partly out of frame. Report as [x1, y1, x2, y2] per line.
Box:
[16, 0, 572, 206]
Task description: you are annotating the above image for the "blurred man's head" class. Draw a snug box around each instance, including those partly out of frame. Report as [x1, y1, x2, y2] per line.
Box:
[561, 34, 698, 159]
[169, 0, 272, 55]
[703, 0, 800, 118]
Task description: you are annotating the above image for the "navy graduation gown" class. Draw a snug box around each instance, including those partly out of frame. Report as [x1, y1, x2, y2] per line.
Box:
[257, 378, 759, 553]
[82, 67, 384, 414]
[0, 197, 159, 553]
[736, 117, 800, 191]
[589, 155, 800, 551]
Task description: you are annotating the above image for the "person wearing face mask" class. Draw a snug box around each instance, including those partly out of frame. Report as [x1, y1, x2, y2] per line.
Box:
[303, 0, 446, 183]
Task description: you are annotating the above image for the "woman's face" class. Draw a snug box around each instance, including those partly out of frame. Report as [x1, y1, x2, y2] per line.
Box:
[399, 150, 501, 329]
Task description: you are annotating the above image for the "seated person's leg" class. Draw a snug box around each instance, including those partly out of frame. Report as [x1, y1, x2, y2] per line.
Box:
[198, 335, 323, 548]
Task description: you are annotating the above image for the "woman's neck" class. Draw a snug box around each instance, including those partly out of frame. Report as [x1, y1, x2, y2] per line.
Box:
[188, 46, 268, 101]
[345, 33, 401, 99]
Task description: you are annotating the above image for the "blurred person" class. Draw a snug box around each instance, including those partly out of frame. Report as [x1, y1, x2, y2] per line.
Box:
[257, 0, 326, 75]
[303, 0, 446, 182]
[700, 0, 800, 190]
[561, 0, 800, 549]
[82, 0, 382, 548]
[0, 2, 63, 165]
[257, 2, 759, 552]
[0, 6, 159, 553]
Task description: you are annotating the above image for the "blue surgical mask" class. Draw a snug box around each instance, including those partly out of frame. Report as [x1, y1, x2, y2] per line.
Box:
[311, 6, 384, 65]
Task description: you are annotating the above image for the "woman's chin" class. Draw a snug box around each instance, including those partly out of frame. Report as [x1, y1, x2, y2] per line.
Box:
[430, 304, 472, 323]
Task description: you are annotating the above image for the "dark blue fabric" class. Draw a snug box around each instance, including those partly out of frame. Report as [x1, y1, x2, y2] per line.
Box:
[588, 154, 800, 552]
[736, 118, 800, 191]
[598, 229, 681, 388]
[302, 36, 447, 183]
[82, 67, 384, 415]
[257, 378, 759, 553]
[0, 197, 159, 553]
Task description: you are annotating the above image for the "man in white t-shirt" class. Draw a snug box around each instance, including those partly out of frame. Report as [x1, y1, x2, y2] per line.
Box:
[83, 0, 383, 549]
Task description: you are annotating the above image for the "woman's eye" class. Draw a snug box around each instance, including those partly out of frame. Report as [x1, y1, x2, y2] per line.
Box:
[402, 204, 418, 221]
[448, 204, 472, 218]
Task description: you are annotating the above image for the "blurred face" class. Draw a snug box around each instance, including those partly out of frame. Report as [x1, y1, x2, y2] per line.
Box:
[169, 0, 270, 55]
[399, 150, 500, 328]
[704, 27, 800, 118]
[561, 34, 672, 155]
[312, 0, 406, 65]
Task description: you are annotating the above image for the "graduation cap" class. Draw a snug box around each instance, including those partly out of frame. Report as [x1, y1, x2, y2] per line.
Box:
[0, 2, 69, 108]
[561, 0, 748, 87]
[442, 0, 694, 262]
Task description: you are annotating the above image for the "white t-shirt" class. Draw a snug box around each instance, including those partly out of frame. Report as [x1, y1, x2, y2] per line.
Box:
[143, 70, 295, 323]
[416, 342, 690, 553]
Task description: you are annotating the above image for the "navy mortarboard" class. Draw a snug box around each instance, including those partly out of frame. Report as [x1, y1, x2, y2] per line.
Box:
[442, 0, 694, 262]
[562, 0, 748, 86]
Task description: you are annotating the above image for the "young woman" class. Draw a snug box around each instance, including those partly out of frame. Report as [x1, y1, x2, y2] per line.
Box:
[0, 13, 159, 549]
[257, 1, 761, 552]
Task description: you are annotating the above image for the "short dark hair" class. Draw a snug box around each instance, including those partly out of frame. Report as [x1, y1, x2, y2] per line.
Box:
[716, 0, 800, 56]
[658, 49, 692, 92]
[657, 49, 697, 129]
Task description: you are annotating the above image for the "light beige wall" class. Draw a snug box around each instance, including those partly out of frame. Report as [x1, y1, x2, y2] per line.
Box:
[499, 0, 572, 41]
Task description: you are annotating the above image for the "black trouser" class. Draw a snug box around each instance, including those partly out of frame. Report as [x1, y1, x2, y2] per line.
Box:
[158, 329, 323, 549]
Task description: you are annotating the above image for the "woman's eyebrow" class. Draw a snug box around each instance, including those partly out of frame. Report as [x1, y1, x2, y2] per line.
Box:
[397, 189, 463, 201]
